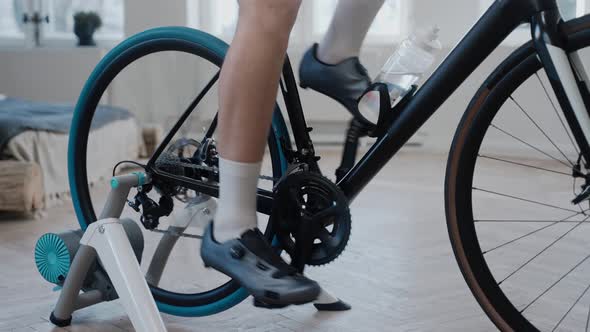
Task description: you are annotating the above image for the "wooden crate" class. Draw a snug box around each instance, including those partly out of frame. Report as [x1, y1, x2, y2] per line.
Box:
[0, 161, 44, 213]
[141, 124, 164, 158]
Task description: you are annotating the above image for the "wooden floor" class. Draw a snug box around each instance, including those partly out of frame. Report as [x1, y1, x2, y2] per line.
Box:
[0, 149, 522, 331]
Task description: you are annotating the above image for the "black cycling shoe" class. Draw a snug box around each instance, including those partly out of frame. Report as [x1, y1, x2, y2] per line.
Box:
[299, 43, 372, 124]
[200, 223, 321, 306]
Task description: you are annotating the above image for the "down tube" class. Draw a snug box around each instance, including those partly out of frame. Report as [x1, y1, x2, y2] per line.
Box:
[338, 0, 532, 201]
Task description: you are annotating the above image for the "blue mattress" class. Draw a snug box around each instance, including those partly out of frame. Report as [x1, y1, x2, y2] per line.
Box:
[0, 97, 132, 151]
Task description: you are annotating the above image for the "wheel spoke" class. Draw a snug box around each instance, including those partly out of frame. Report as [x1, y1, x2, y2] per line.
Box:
[476, 219, 586, 223]
[483, 211, 583, 255]
[520, 235, 590, 313]
[509, 95, 574, 166]
[478, 154, 573, 177]
[490, 124, 572, 169]
[552, 281, 590, 331]
[150, 228, 202, 240]
[536, 72, 581, 156]
[473, 187, 580, 213]
[521, 252, 590, 313]
[499, 216, 589, 285]
[586, 304, 590, 332]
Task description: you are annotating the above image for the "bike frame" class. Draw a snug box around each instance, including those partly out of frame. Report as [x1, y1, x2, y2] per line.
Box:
[148, 0, 590, 212]
[332, 0, 590, 200]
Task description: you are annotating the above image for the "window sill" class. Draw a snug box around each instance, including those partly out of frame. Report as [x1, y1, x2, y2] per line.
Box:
[0, 43, 117, 51]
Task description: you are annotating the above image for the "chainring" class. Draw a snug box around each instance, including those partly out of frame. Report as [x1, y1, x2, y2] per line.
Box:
[273, 171, 351, 266]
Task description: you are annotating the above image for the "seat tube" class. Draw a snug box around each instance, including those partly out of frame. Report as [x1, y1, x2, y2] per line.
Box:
[532, 9, 590, 162]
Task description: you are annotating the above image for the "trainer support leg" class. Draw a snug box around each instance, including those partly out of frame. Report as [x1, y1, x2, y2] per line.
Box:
[83, 219, 166, 332]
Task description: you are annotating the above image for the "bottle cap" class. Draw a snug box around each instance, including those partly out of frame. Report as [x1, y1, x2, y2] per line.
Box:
[417, 26, 442, 52]
[427, 26, 440, 42]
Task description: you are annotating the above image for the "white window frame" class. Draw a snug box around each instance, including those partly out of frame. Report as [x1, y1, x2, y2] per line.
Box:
[302, 0, 408, 46]
[41, 0, 125, 48]
[0, 0, 124, 48]
[479, 0, 587, 46]
[0, 0, 28, 47]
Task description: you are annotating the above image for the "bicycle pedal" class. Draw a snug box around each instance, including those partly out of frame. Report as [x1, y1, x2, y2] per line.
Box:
[314, 300, 351, 312]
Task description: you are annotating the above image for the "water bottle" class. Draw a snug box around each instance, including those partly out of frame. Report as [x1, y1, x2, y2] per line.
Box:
[358, 27, 442, 124]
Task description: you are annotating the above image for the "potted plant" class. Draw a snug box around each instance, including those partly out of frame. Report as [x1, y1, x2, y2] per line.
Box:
[73, 11, 102, 46]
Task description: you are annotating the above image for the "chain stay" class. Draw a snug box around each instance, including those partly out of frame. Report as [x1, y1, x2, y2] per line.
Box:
[171, 159, 278, 182]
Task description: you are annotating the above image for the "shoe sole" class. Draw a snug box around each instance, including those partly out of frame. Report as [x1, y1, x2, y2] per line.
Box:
[203, 264, 319, 306]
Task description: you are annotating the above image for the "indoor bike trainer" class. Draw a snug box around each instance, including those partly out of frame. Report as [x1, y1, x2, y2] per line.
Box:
[34, 171, 350, 331]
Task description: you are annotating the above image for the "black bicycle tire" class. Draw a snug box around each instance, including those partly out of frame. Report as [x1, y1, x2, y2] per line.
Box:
[446, 14, 590, 332]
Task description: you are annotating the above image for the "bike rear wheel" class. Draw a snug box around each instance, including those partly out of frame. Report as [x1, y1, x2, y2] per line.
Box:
[446, 15, 590, 331]
[68, 27, 290, 316]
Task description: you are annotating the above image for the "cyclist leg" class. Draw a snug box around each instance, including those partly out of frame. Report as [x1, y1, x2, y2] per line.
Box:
[319, 0, 386, 64]
[214, 0, 299, 242]
[201, 0, 321, 306]
[300, 0, 385, 118]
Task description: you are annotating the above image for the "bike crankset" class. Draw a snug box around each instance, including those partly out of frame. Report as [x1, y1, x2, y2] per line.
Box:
[273, 171, 351, 266]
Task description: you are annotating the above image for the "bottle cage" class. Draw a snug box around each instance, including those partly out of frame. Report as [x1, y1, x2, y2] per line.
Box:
[358, 83, 418, 138]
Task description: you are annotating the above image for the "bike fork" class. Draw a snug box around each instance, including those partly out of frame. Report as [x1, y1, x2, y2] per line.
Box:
[533, 9, 590, 164]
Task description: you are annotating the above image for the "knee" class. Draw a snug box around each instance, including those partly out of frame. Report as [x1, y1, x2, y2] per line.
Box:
[239, 0, 302, 34]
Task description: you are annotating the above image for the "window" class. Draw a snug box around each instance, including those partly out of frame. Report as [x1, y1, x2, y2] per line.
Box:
[480, 0, 586, 45]
[193, 0, 407, 45]
[312, 0, 405, 42]
[206, 1, 239, 41]
[0, 0, 26, 45]
[481, 0, 583, 20]
[43, 0, 124, 43]
[0, 0, 124, 47]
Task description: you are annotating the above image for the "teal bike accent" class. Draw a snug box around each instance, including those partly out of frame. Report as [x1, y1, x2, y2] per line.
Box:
[110, 177, 119, 189]
[68, 26, 290, 317]
[35, 233, 71, 285]
[132, 172, 147, 187]
[157, 288, 250, 317]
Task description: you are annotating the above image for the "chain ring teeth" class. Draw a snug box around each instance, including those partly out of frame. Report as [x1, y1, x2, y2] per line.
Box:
[273, 171, 351, 266]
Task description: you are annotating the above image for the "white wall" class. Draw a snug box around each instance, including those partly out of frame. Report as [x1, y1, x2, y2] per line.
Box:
[0, 0, 586, 155]
[0, 48, 106, 103]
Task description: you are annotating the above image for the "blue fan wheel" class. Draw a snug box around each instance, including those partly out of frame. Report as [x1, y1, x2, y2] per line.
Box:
[35, 233, 71, 284]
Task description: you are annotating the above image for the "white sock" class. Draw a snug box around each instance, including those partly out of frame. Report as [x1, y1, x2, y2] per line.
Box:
[213, 158, 261, 242]
[317, 0, 385, 64]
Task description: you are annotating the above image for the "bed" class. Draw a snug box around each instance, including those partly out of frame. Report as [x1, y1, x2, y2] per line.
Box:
[0, 97, 141, 210]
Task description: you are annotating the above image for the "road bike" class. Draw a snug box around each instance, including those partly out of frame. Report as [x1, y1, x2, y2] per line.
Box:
[67, 0, 590, 330]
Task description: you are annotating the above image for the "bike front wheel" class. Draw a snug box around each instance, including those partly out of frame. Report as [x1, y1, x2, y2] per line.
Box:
[447, 15, 590, 331]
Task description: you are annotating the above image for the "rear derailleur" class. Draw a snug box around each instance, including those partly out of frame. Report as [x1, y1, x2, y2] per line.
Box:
[128, 185, 174, 230]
